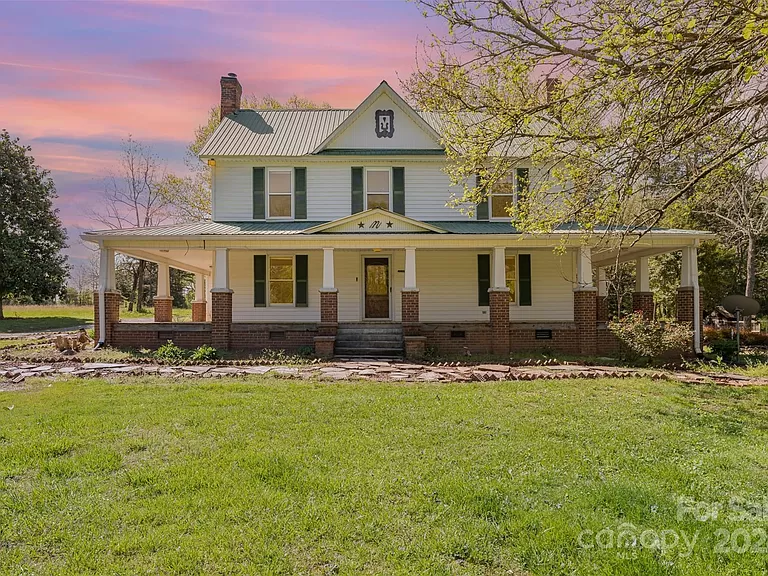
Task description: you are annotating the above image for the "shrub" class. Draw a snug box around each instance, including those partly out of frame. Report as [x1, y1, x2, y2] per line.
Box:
[704, 326, 768, 347]
[154, 340, 187, 363]
[189, 344, 218, 361]
[608, 312, 691, 362]
[709, 338, 739, 362]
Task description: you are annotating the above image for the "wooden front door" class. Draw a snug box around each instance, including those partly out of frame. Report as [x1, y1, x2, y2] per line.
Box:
[364, 257, 390, 319]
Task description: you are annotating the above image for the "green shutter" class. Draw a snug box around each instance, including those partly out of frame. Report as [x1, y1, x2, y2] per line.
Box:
[294, 168, 307, 220]
[351, 167, 364, 214]
[295, 254, 308, 307]
[252, 167, 265, 220]
[254, 255, 266, 307]
[516, 168, 529, 202]
[476, 173, 488, 220]
[393, 167, 405, 214]
[519, 254, 532, 306]
[478, 254, 490, 306]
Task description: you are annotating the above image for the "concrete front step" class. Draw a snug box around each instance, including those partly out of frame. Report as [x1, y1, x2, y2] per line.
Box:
[334, 347, 404, 358]
[336, 334, 405, 343]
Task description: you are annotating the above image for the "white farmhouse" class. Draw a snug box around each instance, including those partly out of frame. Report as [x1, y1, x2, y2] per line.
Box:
[83, 74, 711, 358]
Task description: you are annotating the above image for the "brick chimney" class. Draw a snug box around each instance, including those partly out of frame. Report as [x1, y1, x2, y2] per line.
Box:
[220, 73, 242, 120]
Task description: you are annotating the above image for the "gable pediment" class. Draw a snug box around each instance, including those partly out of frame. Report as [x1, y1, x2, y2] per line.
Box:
[313, 81, 443, 153]
[303, 209, 446, 234]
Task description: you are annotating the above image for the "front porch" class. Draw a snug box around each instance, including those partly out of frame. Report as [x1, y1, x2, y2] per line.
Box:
[87, 225, 709, 359]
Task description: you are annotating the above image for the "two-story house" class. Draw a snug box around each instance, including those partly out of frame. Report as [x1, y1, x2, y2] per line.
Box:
[83, 73, 711, 358]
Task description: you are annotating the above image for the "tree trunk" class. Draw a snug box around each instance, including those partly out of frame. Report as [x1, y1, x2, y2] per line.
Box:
[745, 235, 757, 299]
[0, 296, 4, 320]
[136, 260, 146, 313]
[128, 266, 138, 312]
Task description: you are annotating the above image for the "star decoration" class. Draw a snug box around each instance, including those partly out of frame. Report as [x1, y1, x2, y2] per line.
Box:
[358, 222, 365, 228]
[386, 221, 393, 228]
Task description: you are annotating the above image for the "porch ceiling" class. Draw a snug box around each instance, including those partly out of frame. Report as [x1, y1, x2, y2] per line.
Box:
[118, 248, 213, 276]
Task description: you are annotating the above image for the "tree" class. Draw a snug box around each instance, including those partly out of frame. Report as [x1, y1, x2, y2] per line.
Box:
[0, 130, 68, 318]
[692, 160, 768, 299]
[89, 136, 170, 312]
[160, 94, 330, 220]
[406, 0, 768, 241]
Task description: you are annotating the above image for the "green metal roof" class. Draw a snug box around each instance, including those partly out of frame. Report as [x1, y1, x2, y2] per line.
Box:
[83, 220, 713, 239]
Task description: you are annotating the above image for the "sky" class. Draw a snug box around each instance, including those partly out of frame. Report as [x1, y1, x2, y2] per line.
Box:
[0, 0, 436, 266]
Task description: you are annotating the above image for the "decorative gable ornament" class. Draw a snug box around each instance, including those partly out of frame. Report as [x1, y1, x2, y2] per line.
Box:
[375, 109, 395, 138]
[302, 208, 446, 234]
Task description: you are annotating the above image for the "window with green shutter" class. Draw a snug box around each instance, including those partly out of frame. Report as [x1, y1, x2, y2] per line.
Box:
[518, 254, 532, 306]
[295, 254, 308, 307]
[392, 167, 405, 214]
[476, 173, 488, 220]
[351, 167, 364, 214]
[252, 167, 265, 220]
[253, 255, 266, 307]
[477, 254, 490, 306]
[294, 168, 307, 220]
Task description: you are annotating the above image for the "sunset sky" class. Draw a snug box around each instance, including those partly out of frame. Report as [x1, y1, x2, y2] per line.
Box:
[0, 0, 435, 264]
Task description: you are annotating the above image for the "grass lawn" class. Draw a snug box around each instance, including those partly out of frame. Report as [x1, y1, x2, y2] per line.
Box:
[0, 305, 192, 333]
[2, 377, 768, 574]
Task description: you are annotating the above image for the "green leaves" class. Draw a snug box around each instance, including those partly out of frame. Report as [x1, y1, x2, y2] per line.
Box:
[0, 130, 68, 311]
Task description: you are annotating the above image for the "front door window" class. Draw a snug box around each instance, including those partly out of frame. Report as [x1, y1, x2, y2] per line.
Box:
[364, 258, 389, 319]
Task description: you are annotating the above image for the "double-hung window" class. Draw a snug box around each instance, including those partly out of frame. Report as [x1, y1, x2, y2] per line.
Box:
[505, 255, 517, 303]
[267, 169, 292, 219]
[365, 168, 390, 210]
[269, 256, 294, 305]
[490, 168, 530, 220]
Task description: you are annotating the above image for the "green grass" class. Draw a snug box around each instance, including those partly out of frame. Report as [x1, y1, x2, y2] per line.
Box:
[0, 305, 192, 333]
[2, 377, 768, 574]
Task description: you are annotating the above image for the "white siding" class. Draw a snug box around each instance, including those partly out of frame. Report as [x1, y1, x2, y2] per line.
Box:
[225, 248, 575, 323]
[213, 162, 252, 222]
[329, 92, 442, 150]
[213, 160, 472, 222]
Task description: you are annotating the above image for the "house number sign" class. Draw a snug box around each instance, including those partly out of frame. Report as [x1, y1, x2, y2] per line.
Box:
[375, 110, 395, 138]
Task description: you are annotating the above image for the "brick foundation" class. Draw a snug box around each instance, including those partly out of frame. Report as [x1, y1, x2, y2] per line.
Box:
[153, 296, 173, 322]
[314, 336, 335, 358]
[404, 336, 426, 360]
[632, 292, 655, 320]
[402, 289, 420, 336]
[597, 295, 609, 323]
[191, 301, 207, 322]
[211, 290, 233, 350]
[574, 289, 598, 355]
[489, 288, 510, 356]
[320, 290, 338, 324]
[93, 290, 121, 345]
[676, 286, 703, 351]
[112, 323, 211, 349]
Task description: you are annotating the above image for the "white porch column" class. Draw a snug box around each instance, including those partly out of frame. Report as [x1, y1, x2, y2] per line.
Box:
[96, 243, 117, 345]
[156, 263, 170, 298]
[680, 246, 695, 287]
[213, 248, 230, 290]
[635, 257, 650, 292]
[322, 248, 335, 290]
[404, 247, 417, 290]
[194, 274, 206, 302]
[492, 246, 506, 289]
[597, 268, 607, 297]
[576, 246, 593, 289]
[99, 246, 116, 292]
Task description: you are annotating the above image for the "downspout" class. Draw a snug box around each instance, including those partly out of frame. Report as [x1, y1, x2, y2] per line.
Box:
[94, 240, 106, 350]
[692, 242, 702, 356]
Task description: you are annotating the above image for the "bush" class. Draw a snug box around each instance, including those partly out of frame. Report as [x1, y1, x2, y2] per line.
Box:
[704, 326, 768, 347]
[608, 312, 691, 362]
[154, 340, 187, 363]
[709, 338, 739, 362]
[189, 344, 218, 361]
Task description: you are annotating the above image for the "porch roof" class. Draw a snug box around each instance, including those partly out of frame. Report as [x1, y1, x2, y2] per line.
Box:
[82, 219, 714, 240]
